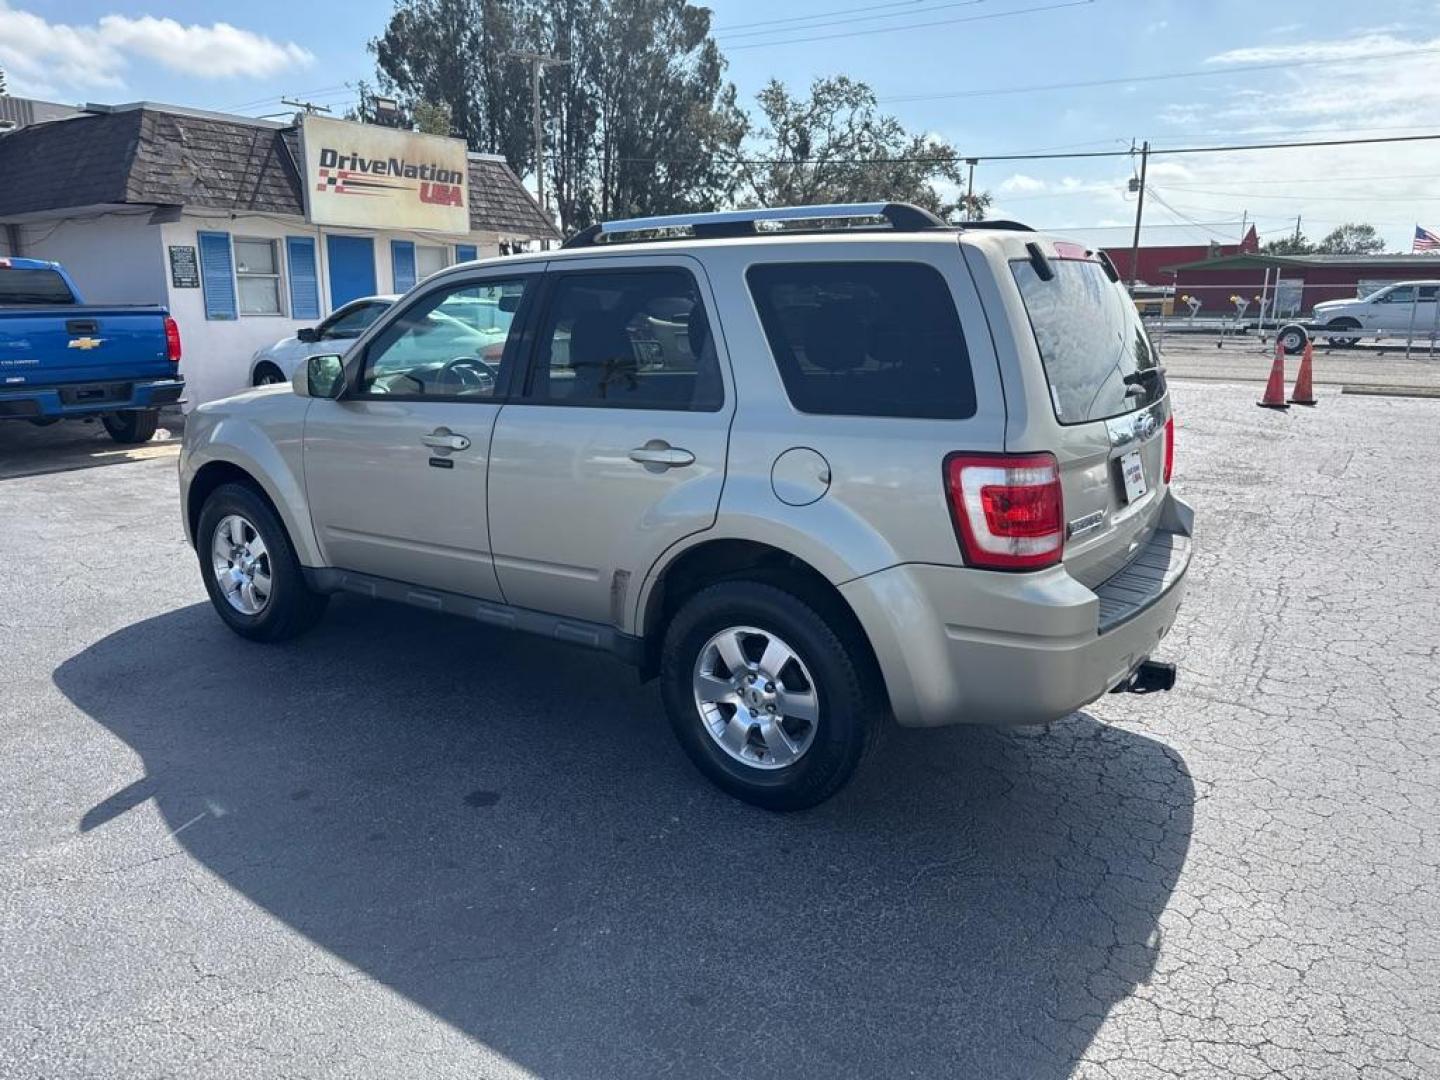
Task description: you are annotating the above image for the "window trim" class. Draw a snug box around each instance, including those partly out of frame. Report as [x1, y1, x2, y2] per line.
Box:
[233, 236, 287, 318]
[510, 266, 727, 414]
[744, 259, 978, 421]
[342, 270, 540, 404]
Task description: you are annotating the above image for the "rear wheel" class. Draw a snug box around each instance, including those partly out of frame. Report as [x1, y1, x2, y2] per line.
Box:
[660, 580, 882, 811]
[102, 409, 159, 444]
[196, 482, 328, 642]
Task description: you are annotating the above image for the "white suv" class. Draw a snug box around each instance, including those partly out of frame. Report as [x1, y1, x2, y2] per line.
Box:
[181, 203, 1193, 810]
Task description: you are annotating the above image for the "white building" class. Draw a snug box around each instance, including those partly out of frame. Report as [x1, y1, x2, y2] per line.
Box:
[0, 99, 558, 405]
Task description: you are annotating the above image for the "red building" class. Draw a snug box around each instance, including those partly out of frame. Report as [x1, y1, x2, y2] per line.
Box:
[1162, 253, 1440, 317]
[1102, 227, 1259, 287]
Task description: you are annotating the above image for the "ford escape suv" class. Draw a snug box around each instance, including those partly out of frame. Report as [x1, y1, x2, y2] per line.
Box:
[179, 203, 1193, 810]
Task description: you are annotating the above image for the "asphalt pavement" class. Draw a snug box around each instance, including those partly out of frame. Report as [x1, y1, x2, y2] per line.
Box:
[1, 382, 1437, 1079]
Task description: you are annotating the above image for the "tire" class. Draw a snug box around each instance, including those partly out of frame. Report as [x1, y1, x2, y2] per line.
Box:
[196, 482, 328, 642]
[253, 363, 287, 387]
[102, 409, 159, 444]
[1324, 320, 1361, 348]
[1278, 325, 1307, 355]
[660, 580, 883, 811]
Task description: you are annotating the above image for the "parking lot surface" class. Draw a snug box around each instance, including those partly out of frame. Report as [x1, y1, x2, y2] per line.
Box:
[2, 381, 1437, 1079]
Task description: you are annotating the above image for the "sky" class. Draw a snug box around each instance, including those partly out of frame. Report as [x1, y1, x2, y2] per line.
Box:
[3, 0, 1440, 251]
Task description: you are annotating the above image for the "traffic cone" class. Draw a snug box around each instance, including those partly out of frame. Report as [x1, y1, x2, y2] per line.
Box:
[1257, 342, 1290, 410]
[1289, 340, 1317, 406]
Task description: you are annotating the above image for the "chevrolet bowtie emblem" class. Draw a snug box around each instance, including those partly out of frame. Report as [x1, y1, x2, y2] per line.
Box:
[68, 337, 104, 350]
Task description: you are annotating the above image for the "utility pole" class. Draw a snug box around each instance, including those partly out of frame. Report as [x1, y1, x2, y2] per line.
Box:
[281, 98, 332, 116]
[964, 158, 978, 221]
[1294, 214, 1302, 243]
[1127, 140, 1149, 291]
[505, 51, 568, 218]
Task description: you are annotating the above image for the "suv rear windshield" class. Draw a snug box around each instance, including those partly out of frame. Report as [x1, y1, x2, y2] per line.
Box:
[747, 262, 976, 420]
[0, 268, 75, 306]
[1011, 257, 1162, 424]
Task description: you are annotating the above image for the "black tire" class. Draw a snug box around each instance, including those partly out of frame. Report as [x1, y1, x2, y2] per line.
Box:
[196, 482, 328, 642]
[102, 409, 159, 444]
[253, 363, 287, 387]
[1325, 319, 1361, 348]
[660, 580, 883, 811]
[1278, 325, 1307, 355]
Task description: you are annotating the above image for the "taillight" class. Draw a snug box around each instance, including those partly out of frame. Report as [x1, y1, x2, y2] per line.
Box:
[944, 452, 1064, 571]
[164, 316, 182, 363]
[1162, 415, 1175, 484]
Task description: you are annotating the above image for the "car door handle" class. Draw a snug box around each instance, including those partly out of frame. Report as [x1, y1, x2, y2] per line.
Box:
[629, 443, 695, 469]
[421, 430, 470, 451]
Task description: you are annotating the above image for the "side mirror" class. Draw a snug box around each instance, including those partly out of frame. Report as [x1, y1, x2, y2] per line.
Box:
[296, 326, 320, 343]
[294, 353, 345, 399]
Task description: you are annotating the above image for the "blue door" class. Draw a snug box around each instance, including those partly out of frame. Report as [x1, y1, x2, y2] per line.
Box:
[326, 235, 377, 309]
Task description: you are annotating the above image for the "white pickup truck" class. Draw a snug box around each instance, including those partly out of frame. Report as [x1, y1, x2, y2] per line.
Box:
[1310, 280, 1439, 346]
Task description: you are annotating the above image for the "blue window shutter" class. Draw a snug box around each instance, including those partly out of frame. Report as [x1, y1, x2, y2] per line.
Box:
[455, 243, 478, 263]
[197, 231, 237, 320]
[391, 240, 416, 292]
[286, 236, 320, 320]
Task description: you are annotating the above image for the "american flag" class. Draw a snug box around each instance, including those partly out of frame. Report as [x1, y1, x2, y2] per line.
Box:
[1414, 225, 1440, 253]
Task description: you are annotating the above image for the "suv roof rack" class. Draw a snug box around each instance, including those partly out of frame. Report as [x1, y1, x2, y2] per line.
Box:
[960, 220, 1035, 232]
[562, 201, 951, 250]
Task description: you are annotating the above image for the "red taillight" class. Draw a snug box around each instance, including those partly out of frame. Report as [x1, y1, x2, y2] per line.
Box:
[944, 452, 1065, 571]
[164, 316, 182, 363]
[1162, 415, 1175, 484]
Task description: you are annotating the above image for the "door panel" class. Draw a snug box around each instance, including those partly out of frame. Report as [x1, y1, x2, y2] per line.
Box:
[304, 399, 503, 599]
[487, 258, 733, 626]
[303, 271, 536, 601]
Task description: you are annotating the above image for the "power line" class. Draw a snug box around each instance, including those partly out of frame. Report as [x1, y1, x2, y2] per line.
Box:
[875, 44, 1440, 103]
[725, 0, 1093, 51]
[714, 0, 944, 33]
[715, 0, 983, 40]
[584, 130, 1440, 167]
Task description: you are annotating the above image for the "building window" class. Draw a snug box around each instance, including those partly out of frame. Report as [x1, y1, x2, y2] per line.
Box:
[234, 238, 284, 315]
[415, 244, 449, 281]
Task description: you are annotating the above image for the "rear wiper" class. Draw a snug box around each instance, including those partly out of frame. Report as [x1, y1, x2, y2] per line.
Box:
[1123, 366, 1166, 386]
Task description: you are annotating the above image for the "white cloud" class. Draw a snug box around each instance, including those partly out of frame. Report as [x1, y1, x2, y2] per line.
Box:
[1000, 173, 1047, 194]
[0, 3, 312, 97]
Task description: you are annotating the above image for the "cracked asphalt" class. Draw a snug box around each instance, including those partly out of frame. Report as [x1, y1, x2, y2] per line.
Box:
[1, 380, 1437, 1079]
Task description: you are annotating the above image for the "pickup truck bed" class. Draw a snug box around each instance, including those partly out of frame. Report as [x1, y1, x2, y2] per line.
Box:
[0, 258, 184, 443]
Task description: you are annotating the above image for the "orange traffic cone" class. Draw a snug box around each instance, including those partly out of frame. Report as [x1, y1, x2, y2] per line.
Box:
[1257, 342, 1290, 410]
[1289, 340, 1317, 406]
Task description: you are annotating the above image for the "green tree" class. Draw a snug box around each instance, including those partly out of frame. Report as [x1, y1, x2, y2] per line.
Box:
[740, 77, 987, 220]
[1262, 233, 1315, 256]
[412, 100, 454, 136]
[1315, 222, 1386, 255]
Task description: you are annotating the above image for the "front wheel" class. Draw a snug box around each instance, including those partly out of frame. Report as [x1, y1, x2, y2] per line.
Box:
[196, 482, 328, 642]
[1324, 320, 1361, 348]
[660, 580, 883, 811]
[102, 409, 159, 444]
[253, 363, 287, 386]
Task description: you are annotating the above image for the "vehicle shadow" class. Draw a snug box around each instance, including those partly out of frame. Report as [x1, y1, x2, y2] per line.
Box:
[54, 598, 1194, 1079]
[0, 411, 182, 481]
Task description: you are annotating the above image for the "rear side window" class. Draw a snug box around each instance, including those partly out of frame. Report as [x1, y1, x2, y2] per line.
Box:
[0, 268, 75, 305]
[746, 262, 976, 420]
[1011, 258, 1162, 424]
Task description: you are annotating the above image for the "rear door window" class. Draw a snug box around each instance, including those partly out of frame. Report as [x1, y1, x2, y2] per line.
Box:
[746, 262, 976, 420]
[0, 268, 75, 305]
[1011, 257, 1163, 424]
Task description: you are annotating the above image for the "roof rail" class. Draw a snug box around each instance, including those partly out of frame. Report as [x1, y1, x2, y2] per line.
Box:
[958, 219, 1035, 232]
[562, 201, 949, 249]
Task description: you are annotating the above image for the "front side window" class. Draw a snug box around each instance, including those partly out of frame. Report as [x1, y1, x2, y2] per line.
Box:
[360, 278, 529, 398]
[321, 301, 388, 339]
[526, 269, 723, 411]
[1011, 256, 1162, 425]
[235, 238, 284, 316]
[1382, 286, 1415, 304]
[746, 262, 976, 419]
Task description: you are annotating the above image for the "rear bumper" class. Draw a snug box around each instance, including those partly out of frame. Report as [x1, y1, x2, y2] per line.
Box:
[841, 492, 1194, 728]
[0, 377, 184, 419]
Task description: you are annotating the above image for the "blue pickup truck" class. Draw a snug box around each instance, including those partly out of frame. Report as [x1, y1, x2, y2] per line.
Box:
[0, 257, 184, 443]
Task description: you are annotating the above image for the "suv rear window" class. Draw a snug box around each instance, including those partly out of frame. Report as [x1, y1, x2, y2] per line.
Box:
[0, 268, 75, 306]
[747, 262, 976, 420]
[1011, 257, 1163, 424]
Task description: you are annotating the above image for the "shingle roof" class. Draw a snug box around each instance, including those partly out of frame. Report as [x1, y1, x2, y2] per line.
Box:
[0, 105, 558, 240]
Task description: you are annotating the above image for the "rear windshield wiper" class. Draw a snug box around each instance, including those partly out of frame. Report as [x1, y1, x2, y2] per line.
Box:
[1123, 366, 1166, 396]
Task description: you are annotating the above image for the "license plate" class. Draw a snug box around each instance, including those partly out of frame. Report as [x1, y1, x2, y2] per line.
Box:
[1120, 450, 1147, 503]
